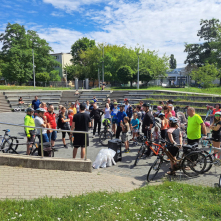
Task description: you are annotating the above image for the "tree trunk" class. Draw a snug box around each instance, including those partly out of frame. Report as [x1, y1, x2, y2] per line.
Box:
[130, 81, 133, 87]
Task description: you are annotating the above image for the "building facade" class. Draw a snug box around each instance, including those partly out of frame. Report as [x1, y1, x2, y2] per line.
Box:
[50, 52, 73, 78]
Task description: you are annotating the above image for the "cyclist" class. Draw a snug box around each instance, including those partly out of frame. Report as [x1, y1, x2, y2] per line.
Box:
[187, 107, 207, 145]
[158, 113, 169, 139]
[210, 111, 221, 159]
[210, 104, 221, 124]
[165, 117, 182, 175]
[142, 103, 153, 140]
[111, 102, 119, 136]
[24, 107, 35, 155]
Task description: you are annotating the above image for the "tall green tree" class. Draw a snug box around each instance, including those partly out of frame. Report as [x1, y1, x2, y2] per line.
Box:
[190, 63, 219, 88]
[35, 72, 50, 83]
[0, 23, 60, 84]
[117, 65, 134, 86]
[71, 37, 95, 65]
[184, 19, 220, 67]
[169, 54, 177, 69]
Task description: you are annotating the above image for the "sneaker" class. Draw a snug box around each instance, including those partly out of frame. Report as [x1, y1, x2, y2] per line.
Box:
[92, 135, 95, 138]
[124, 149, 130, 153]
[64, 144, 69, 148]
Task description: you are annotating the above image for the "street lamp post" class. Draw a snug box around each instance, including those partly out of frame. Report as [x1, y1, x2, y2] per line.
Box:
[137, 54, 140, 90]
[102, 46, 104, 85]
[32, 49, 35, 88]
[66, 70, 67, 88]
[98, 68, 100, 89]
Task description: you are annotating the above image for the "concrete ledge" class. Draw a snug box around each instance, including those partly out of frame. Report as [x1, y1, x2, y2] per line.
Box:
[0, 153, 92, 172]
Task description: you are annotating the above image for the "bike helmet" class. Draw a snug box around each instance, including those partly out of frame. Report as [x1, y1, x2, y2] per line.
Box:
[158, 113, 165, 118]
[142, 103, 150, 107]
[214, 112, 221, 116]
[204, 122, 210, 127]
[26, 107, 34, 112]
[169, 117, 178, 124]
[157, 106, 162, 111]
[36, 108, 46, 113]
[90, 100, 94, 103]
[124, 98, 128, 102]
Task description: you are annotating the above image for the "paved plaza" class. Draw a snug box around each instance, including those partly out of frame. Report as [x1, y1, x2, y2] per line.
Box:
[0, 112, 221, 200]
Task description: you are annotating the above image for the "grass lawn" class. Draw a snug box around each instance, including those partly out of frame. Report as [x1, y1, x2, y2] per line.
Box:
[0, 182, 221, 221]
[0, 85, 73, 91]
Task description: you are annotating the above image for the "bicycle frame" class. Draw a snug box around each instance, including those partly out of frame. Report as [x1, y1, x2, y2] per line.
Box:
[145, 140, 164, 156]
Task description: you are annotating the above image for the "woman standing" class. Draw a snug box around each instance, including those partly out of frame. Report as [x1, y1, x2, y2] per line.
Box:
[165, 117, 182, 175]
[210, 112, 221, 159]
[75, 100, 80, 113]
[85, 100, 90, 115]
[210, 104, 220, 124]
[158, 113, 169, 139]
[58, 107, 70, 148]
[103, 103, 111, 121]
[163, 106, 172, 120]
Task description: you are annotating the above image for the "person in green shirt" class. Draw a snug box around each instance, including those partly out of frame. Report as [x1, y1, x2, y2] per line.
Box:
[187, 107, 207, 145]
[24, 107, 35, 155]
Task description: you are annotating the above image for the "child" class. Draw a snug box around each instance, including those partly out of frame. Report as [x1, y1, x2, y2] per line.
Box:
[130, 113, 139, 144]
[152, 126, 160, 144]
[121, 116, 130, 153]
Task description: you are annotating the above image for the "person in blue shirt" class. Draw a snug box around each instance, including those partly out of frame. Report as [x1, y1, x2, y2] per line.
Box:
[93, 96, 98, 103]
[116, 104, 127, 139]
[111, 102, 119, 136]
[32, 96, 41, 115]
[130, 113, 139, 143]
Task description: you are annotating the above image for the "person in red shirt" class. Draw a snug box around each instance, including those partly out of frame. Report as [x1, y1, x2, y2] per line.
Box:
[45, 105, 57, 147]
[68, 109, 74, 144]
[210, 104, 221, 124]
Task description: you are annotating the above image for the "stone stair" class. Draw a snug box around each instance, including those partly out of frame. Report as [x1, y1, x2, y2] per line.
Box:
[0, 92, 11, 113]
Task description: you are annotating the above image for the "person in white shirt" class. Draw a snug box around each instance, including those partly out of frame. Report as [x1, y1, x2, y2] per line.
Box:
[124, 98, 129, 112]
[85, 100, 90, 115]
[103, 103, 111, 120]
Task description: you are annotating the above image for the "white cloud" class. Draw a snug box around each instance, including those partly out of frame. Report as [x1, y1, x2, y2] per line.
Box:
[50, 11, 64, 17]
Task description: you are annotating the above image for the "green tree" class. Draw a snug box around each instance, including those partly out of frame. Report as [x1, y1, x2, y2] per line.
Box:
[49, 70, 61, 81]
[184, 19, 220, 67]
[190, 63, 219, 88]
[71, 37, 95, 65]
[0, 23, 60, 84]
[35, 72, 50, 83]
[169, 54, 177, 69]
[117, 65, 134, 86]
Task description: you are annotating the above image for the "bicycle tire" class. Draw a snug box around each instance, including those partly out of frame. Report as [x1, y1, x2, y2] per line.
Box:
[2, 138, 16, 153]
[181, 152, 206, 177]
[99, 131, 112, 146]
[200, 150, 213, 173]
[134, 145, 146, 166]
[147, 157, 163, 182]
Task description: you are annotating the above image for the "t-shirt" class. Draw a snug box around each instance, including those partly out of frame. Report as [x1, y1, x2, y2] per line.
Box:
[32, 99, 41, 110]
[68, 107, 77, 116]
[19, 98, 22, 102]
[68, 114, 73, 127]
[142, 111, 153, 131]
[85, 105, 90, 114]
[111, 107, 119, 119]
[117, 111, 127, 126]
[131, 118, 139, 129]
[35, 116, 46, 135]
[90, 108, 104, 121]
[104, 108, 111, 119]
[45, 112, 57, 129]
[124, 104, 129, 112]
[136, 111, 142, 123]
[212, 121, 221, 136]
[73, 112, 91, 132]
[212, 109, 221, 115]
[171, 110, 176, 117]
[187, 114, 203, 140]
[58, 114, 70, 130]
[75, 104, 80, 113]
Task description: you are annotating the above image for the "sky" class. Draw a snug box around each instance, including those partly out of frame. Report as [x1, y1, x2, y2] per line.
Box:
[0, 0, 221, 67]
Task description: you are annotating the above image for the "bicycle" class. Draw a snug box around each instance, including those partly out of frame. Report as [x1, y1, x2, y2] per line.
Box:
[99, 119, 113, 146]
[147, 140, 207, 182]
[133, 136, 170, 167]
[0, 129, 20, 153]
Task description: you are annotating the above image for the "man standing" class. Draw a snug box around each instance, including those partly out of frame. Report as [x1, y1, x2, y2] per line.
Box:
[45, 105, 57, 148]
[107, 98, 113, 111]
[24, 107, 35, 155]
[124, 98, 130, 112]
[90, 102, 104, 138]
[32, 96, 41, 110]
[116, 104, 127, 139]
[70, 104, 91, 159]
[142, 103, 153, 140]
[187, 107, 207, 144]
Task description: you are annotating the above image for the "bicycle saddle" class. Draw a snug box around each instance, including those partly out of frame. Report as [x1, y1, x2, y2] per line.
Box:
[10, 136, 24, 139]
[3, 129, 10, 132]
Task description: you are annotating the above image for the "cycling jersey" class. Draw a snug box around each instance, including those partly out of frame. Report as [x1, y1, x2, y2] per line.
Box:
[24, 115, 35, 137]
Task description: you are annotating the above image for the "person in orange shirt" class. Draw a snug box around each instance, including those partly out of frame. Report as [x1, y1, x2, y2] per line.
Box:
[68, 102, 77, 116]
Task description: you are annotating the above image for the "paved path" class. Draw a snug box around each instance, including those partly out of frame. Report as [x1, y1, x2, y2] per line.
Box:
[0, 112, 221, 200]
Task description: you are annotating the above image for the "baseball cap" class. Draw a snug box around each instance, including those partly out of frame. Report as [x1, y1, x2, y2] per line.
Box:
[80, 103, 86, 110]
[113, 102, 118, 105]
[71, 102, 75, 105]
[124, 98, 128, 102]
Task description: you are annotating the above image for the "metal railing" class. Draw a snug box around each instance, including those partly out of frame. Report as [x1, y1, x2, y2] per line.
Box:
[0, 122, 89, 160]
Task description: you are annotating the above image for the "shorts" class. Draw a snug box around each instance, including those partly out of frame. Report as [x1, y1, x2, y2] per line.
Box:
[62, 131, 70, 139]
[73, 133, 89, 147]
[133, 129, 138, 133]
[212, 133, 221, 142]
[187, 138, 200, 145]
[27, 135, 35, 143]
[166, 144, 179, 157]
[121, 133, 128, 142]
[49, 131, 57, 141]
[112, 118, 118, 124]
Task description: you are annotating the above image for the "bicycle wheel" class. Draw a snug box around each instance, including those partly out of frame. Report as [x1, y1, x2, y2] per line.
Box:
[200, 150, 213, 173]
[181, 152, 206, 177]
[147, 157, 163, 182]
[1, 138, 13, 153]
[99, 131, 112, 146]
[134, 145, 146, 166]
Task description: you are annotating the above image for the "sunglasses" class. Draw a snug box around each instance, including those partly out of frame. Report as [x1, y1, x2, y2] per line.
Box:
[215, 114, 220, 117]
